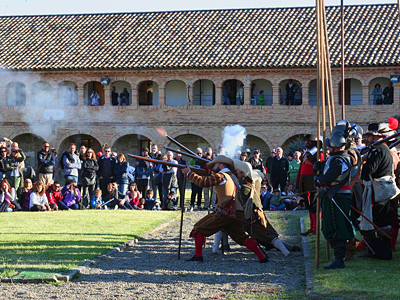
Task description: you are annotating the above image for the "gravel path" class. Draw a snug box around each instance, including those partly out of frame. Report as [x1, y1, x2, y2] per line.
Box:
[0, 211, 306, 300]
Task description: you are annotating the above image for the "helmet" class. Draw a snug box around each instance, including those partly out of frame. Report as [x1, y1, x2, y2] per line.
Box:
[326, 131, 347, 149]
[349, 123, 364, 141]
[245, 148, 251, 154]
[337, 120, 350, 127]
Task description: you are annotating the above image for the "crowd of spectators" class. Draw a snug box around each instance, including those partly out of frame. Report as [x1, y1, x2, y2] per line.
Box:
[0, 136, 309, 214]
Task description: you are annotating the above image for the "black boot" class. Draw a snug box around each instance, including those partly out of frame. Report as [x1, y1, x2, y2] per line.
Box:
[324, 239, 346, 270]
[323, 258, 345, 269]
[186, 255, 203, 262]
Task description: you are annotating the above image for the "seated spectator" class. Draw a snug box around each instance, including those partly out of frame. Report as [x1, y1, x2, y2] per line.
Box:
[46, 183, 63, 211]
[103, 182, 133, 210]
[125, 182, 142, 209]
[154, 199, 162, 211]
[260, 182, 273, 211]
[91, 188, 105, 209]
[165, 191, 179, 211]
[144, 189, 158, 210]
[139, 198, 145, 210]
[282, 184, 297, 210]
[0, 179, 21, 212]
[269, 189, 286, 211]
[29, 182, 51, 212]
[59, 179, 81, 210]
[17, 178, 33, 211]
[114, 153, 130, 195]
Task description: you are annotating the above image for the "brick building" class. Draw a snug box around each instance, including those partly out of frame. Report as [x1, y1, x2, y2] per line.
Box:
[0, 4, 399, 167]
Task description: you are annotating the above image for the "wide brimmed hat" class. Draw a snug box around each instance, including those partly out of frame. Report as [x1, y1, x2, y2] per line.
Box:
[232, 159, 252, 178]
[365, 122, 395, 137]
[304, 134, 322, 143]
[206, 155, 234, 169]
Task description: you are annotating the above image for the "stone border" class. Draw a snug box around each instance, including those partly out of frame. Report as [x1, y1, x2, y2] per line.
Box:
[1, 214, 181, 284]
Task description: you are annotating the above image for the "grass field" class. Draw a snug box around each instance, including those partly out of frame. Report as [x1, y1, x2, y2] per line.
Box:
[305, 216, 400, 300]
[0, 210, 178, 278]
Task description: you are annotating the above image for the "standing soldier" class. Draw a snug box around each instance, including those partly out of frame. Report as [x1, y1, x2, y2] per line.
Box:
[297, 134, 323, 236]
[182, 155, 268, 263]
[313, 126, 354, 269]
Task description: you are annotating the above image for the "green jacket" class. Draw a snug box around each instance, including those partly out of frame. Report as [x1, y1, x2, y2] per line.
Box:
[289, 160, 300, 180]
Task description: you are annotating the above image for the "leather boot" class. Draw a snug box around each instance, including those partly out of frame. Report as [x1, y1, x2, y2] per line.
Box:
[324, 239, 346, 270]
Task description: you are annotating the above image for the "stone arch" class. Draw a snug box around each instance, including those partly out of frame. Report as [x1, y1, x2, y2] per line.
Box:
[169, 128, 215, 150]
[193, 79, 215, 105]
[243, 134, 271, 161]
[12, 133, 46, 169]
[138, 80, 159, 105]
[109, 129, 158, 148]
[339, 78, 363, 105]
[369, 77, 391, 105]
[251, 79, 273, 105]
[281, 134, 307, 155]
[6, 82, 26, 106]
[110, 81, 131, 106]
[279, 129, 318, 147]
[222, 79, 244, 105]
[279, 79, 303, 105]
[32, 81, 52, 106]
[165, 80, 187, 106]
[112, 134, 153, 165]
[58, 134, 102, 156]
[83, 81, 105, 106]
[57, 81, 78, 106]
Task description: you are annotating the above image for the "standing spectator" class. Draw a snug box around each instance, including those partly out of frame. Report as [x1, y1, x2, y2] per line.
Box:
[136, 148, 153, 197]
[150, 144, 162, 200]
[189, 148, 204, 210]
[29, 182, 50, 212]
[61, 143, 81, 183]
[203, 147, 214, 209]
[293, 81, 302, 105]
[59, 179, 81, 210]
[249, 149, 266, 176]
[37, 142, 57, 187]
[111, 86, 119, 106]
[175, 152, 186, 207]
[0, 146, 9, 180]
[223, 82, 231, 105]
[114, 153, 130, 195]
[97, 145, 116, 196]
[266, 149, 276, 182]
[81, 148, 99, 208]
[258, 90, 265, 106]
[46, 182, 63, 211]
[286, 80, 296, 105]
[6, 147, 26, 190]
[90, 89, 100, 106]
[162, 151, 178, 208]
[372, 83, 383, 104]
[119, 88, 129, 105]
[383, 82, 394, 104]
[289, 151, 301, 185]
[0, 179, 21, 212]
[269, 147, 289, 191]
[236, 83, 244, 105]
[17, 178, 33, 211]
[239, 152, 248, 162]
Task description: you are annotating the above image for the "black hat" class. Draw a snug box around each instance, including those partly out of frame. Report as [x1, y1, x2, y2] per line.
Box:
[304, 134, 319, 142]
[253, 149, 260, 153]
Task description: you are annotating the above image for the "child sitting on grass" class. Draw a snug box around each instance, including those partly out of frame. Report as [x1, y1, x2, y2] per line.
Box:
[144, 189, 157, 210]
[269, 189, 286, 211]
[164, 191, 179, 211]
[153, 199, 162, 211]
[91, 188, 105, 209]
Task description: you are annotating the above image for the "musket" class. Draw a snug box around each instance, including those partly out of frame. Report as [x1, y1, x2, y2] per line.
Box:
[280, 190, 317, 200]
[351, 205, 392, 239]
[164, 145, 211, 164]
[361, 131, 400, 154]
[166, 135, 198, 156]
[389, 139, 400, 149]
[128, 154, 208, 176]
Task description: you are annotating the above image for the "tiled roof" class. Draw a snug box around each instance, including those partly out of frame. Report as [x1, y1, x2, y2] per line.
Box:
[0, 4, 399, 70]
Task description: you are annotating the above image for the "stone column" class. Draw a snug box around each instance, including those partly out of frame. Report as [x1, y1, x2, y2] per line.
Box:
[131, 87, 138, 108]
[158, 87, 165, 106]
[215, 86, 222, 105]
[393, 82, 400, 109]
[301, 86, 309, 105]
[0, 88, 5, 106]
[189, 86, 194, 105]
[362, 85, 369, 105]
[51, 88, 58, 106]
[77, 87, 85, 106]
[244, 86, 251, 105]
[272, 85, 280, 105]
[103, 85, 111, 106]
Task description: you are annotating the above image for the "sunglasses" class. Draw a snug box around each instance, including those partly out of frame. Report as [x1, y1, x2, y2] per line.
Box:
[87, 151, 93, 153]
[1, 150, 7, 153]
[105, 150, 111, 153]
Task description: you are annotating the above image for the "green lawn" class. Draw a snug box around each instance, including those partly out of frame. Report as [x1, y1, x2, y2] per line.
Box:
[305, 216, 400, 300]
[0, 210, 178, 278]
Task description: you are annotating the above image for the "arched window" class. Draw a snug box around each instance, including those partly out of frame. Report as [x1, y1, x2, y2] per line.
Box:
[369, 77, 392, 105]
[222, 80, 244, 105]
[57, 81, 78, 106]
[339, 79, 362, 105]
[32, 81, 52, 106]
[111, 81, 131, 106]
[279, 79, 302, 105]
[84, 81, 105, 106]
[251, 79, 273, 106]
[6, 82, 26, 106]
[165, 80, 187, 106]
[193, 80, 215, 105]
[139, 81, 159, 105]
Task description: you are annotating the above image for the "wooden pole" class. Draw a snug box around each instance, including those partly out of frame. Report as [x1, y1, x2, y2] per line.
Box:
[315, 0, 321, 269]
[178, 175, 186, 259]
[340, 0, 346, 119]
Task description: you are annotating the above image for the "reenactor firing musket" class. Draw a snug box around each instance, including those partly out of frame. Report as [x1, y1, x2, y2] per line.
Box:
[361, 129, 400, 155]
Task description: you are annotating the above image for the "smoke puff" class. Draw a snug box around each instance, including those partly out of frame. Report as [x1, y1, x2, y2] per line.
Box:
[221, 125, 247, 159]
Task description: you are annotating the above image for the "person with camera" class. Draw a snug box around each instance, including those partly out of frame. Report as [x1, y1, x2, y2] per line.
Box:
[37, 142, 57, 188]
[90, 89, 100, 106]
[2, 145, 26, 191]
[59, 179, 81, 210]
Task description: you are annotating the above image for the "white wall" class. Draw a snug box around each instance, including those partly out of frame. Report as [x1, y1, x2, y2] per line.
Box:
[165, 80, 187, 105]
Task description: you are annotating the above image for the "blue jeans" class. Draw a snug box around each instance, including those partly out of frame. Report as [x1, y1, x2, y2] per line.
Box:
[118, 183, 128, 196]
[64, 175, 78, 184]
[270, 203, 286, 211]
